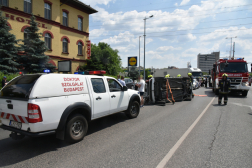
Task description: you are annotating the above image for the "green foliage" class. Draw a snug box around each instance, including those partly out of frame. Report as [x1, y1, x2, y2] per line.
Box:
[141, 69, 151, 79]
[0, 10, 20, 74]
[0, 71, 19, 89]
[18, 14, 56, 73]
[250, 73, 252, 76]
[80, 42, 122, 75]
[128, 66, 139, 80]
[202, 72, 209, 75]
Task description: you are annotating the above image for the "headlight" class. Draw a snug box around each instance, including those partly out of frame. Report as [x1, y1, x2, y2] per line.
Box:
[242, 82, 249, 86]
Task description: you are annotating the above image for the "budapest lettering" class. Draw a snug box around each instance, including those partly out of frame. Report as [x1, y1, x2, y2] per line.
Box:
[62, 78, 84, 92]
[5, 13, 47, 29]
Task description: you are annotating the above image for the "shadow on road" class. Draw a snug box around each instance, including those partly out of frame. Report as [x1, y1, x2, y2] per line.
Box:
[0, 112, 129, 167]
[248, 113, 252, 115]
[204, 89, 216, 97]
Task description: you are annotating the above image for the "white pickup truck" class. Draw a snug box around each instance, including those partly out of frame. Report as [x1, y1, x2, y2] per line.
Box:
[0, 71, 140, 143]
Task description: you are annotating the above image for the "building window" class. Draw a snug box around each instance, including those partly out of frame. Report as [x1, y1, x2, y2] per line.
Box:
[0, 0, 8, 6]
[78, 17, 83, 31]
[44, 3, 51, 20]
[24, 28, 29, 40]
[62, 38, 68, 53]
[78, 42, 83, 55]
[63, 12, 68, 27]
[44, 33, 51, 50]
[24, 0, 32, 14]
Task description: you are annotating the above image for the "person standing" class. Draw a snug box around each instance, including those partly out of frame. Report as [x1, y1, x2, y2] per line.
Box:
[117, 75, 121, 82]
[136, 75, 145, 108]
[218, 73, 230, 105]
[120, 76, 126, 86]
[2, 76, 7, 88]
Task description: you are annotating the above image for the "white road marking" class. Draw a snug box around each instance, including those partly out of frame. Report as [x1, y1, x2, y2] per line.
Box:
[156, 97, 216, 168]
[231, 103, 252, 110]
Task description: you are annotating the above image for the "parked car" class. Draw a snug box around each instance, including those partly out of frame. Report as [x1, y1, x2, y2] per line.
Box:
[125, 78, 135, 89]
[193, 78, 200, 90]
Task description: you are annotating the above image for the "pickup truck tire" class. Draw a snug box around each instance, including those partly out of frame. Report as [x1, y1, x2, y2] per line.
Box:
[125, 101, 140, 119]
[65, 114, 88, 143]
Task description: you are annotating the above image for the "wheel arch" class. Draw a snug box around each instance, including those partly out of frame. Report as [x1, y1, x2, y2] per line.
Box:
[127, 94, 140, 110]
[56, 102, 91, 140]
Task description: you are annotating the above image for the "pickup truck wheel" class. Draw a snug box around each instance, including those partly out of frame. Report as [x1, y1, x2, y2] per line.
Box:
[126, 101, 140, 119]
[65, 114, 88, 143]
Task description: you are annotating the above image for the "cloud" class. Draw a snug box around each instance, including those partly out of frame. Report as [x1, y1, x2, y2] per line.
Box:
[180, 0, 190, 6]
[88, 0, 252, 69]
[79, 0, 115, 6]
[157, 46, 182, 51]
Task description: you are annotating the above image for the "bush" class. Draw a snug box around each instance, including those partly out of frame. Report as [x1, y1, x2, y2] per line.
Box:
[0, 71, 19, 89]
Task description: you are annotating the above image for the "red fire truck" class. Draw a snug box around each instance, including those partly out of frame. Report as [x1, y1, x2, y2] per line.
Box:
[211, 57, 250, 97]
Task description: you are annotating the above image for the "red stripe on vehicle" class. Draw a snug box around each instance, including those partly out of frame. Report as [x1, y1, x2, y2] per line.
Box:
[6, 114, 10, 119]
[0, 112, 4, 118]
[12, 115, 18, 122]
[18, 116, 25, 123]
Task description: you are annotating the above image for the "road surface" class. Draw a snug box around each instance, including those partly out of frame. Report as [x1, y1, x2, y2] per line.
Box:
[0, 87, 251, 168]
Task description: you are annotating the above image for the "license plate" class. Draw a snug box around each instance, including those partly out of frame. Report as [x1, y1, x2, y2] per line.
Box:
[9, 120, 22, 129]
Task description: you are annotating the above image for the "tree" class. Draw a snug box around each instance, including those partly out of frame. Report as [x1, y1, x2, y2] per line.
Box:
[141, 68, 151, 79]
[128, 66, 139, 80]
[80, 42, 122, 75]
[0, 9, 20, 74]
[18, 14, 55, 73]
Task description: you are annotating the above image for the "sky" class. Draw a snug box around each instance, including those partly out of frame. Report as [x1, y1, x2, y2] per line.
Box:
[80, 0, 252, 71]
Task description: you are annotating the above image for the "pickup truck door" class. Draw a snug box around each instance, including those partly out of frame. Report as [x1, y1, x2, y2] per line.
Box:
[106, 78, 128, 114]
[90, 78, 110, 119]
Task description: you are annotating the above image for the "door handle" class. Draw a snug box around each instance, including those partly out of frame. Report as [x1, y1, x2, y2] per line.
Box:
[111, 95, 116, 98]
[96, 96, 102, 100]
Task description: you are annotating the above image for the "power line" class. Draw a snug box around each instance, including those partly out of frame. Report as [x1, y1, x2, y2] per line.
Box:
[89, 7, 252, 27]
[90, 22, 252, 37]
[90, 16, 252, 31]
[90, 28, 252, 40]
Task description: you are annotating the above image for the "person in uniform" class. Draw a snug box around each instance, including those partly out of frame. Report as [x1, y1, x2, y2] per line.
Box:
[177, 74, 181, 77]
[165, 74, 170, 78]
[148, 75, 153, 79]
[218, 73, 230, 105]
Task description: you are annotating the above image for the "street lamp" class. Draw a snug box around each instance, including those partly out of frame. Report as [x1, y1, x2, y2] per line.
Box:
[143, 15, 153, 81]
[139, 36, 141, 77]
[226, 36, 237, 59]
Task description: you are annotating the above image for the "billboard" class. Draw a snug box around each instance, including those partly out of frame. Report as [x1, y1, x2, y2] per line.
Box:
[128, 57, 137, 66]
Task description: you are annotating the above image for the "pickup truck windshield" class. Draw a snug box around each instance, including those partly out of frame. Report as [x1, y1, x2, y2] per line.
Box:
[220, 62, 248, 73]
[0, 75, 41, 100]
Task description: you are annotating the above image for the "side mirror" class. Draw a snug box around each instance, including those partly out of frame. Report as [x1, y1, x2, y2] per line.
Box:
[122, 86, 128, 91]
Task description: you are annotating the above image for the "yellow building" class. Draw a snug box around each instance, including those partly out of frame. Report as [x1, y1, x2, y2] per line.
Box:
[1, 0, 97, 73]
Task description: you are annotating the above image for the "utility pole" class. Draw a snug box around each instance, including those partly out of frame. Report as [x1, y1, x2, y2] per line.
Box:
[226, 36, 237, 59]
[233, 42, 235, 58]
[139, 36, 141, 77]
[143, 15, 153, 81]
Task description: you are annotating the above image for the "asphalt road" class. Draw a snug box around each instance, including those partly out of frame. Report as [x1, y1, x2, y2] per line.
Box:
[0, 87, 252, 168]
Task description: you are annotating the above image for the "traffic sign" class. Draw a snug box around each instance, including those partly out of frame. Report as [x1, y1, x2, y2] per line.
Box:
[128, 57, 137, 66]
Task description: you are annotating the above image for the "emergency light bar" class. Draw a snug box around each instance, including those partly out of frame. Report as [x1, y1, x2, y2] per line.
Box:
[43, 69, 50, 73]
[74, 70, 106, 75]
